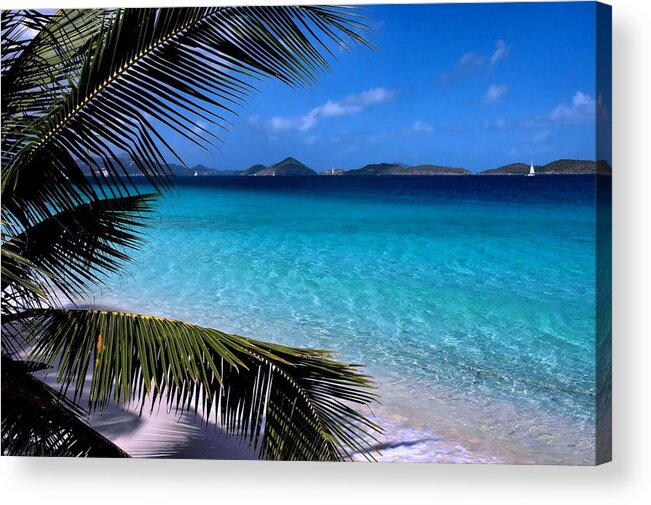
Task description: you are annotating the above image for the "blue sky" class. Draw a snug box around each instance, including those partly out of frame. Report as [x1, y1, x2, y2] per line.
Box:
[172, 2, 600, 173]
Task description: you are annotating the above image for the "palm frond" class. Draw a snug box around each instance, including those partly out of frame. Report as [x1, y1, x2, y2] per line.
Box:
[2, 10, 107, 120]
[2, 7, 371, 230]
[1, 354, 130, 457]
[2, 10, 111, 230]
[21, 309, 382, 461]
[1, 6, 380, 461]
[1, 194, 156, 301]
[1, 223, 53, 322]
[1, 243, 47, 301]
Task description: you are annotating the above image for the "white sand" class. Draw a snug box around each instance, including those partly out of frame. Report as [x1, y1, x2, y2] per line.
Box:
[38, 371, 255, 460]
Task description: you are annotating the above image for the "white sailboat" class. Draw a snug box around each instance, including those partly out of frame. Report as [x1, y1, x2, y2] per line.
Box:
[193, 170, 198, 176]
[526, 161, 535, 177]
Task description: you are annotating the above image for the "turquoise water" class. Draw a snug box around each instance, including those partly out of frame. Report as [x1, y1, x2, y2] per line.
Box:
[95, 176, 597, 463]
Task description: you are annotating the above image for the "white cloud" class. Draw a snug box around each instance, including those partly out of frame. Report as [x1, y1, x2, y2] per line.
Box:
[491, 39, 510, 66]
[459, 52, 484, 67]
[269, 116, 297, 131]
[441, 40, 509, 82]
[484, 84, 509, 103]
[408, 121, 434, 134]
[297, 111, 318, 131]
[525, 91, 596, 126]
[548, 91, 595, 124]
[350, 87, 397, 108]
[440, 52, 483, 82]
[267, 87, 396, 132]
[319, 100, 358, 117]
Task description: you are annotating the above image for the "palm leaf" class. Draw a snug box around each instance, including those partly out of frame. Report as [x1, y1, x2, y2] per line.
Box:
[1, 223, 54, 328]
[1, 6, 380, 461]
[2, 7, 371, 230]
[1, 194, 156, 300]
[2, 10, 110, 228]
[1, 243, 47, 302]
[19, 309, 382, 461]
[1, 10, 107, 120]
[1, 354, 130, 457]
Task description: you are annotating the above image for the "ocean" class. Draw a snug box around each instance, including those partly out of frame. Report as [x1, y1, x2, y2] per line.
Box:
[95, 175, 598, 464]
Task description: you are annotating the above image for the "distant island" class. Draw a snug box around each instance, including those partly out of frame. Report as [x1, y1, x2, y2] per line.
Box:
[243, 157, 316, 176]
[480, 159, 599, 175]
[235, 157, 601, 176]
[337, 162, 470, 176]
[79, 155, 607, 178]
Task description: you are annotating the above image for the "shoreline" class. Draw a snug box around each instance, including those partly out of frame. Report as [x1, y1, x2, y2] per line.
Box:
[74, 297, 595, 464]
[72, 176, 598, 464]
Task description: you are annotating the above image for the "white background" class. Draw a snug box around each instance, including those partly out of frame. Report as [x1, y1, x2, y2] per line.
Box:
[1, 0, 650, 503]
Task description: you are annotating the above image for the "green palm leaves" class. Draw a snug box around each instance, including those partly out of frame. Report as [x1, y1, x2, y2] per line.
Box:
[1, 354, 130, 457]
[2, 194, 155, 301]
[1, 7, 381, 460]
[19, 309, 380, 460]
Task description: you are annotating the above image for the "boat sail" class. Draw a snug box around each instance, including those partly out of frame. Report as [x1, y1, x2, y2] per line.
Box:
[526, 161, 535, 177]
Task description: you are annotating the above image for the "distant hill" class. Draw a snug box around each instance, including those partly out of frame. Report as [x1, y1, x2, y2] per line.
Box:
[408, 164, 470, 175]
[213, 169, 242, 176]
[344, 163, 405, 175]
[254, 157, 316, 176]
[480, 159, 597, 175]
[78, 154, 194, 177]
[345, 162, 469, 176]
[79, 156, 237, 177]
[540, 159, 596, 174]
[240, 163, 267, 176]
[79, 154, 606, 179]
[190, 164, 231, 176]
[480, 162, 532, 175]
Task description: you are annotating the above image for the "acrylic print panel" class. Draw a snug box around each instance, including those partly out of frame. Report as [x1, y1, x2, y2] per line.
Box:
[1, 2, 611, 464]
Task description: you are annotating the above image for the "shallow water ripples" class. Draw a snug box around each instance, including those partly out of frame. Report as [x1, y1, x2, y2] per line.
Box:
[98, 182, 597, 463]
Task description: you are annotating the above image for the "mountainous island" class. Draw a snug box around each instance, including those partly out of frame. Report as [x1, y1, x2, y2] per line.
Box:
[78, 155, 605, 178]
[236, 157, 600, 176]
[243, 157, 317, 176]
[77, 155, 230, 177]
[239, 163, 267, 176]
[479, 159, 598, 175]
[339, 162, 470, 176]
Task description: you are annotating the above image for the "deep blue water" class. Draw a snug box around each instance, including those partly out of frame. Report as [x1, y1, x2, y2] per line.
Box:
[96, 175, 598, 463]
